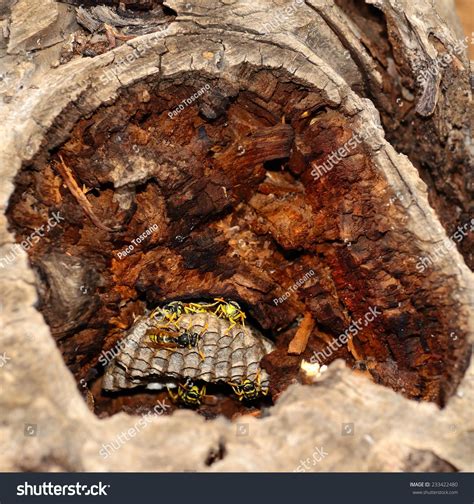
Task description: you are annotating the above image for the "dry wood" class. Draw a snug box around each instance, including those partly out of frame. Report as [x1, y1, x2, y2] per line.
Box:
[0, 0, 472, 473]
[55, 155, 120, 232]
[288, 312, 315, 356]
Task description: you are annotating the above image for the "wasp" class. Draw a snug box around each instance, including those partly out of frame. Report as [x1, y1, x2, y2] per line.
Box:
[214, 299, 246, 333]
[229, 370, 268, 401]
[167, 378, 206, 407]
[179, 301, 214, 315]
[147, 328, 205, 360]
[150, 301, 186, 326]
[148, 328, 200, 348]
[351, 356, 376, 371]
[174, 331, 200, 348]
[185, 298, 247, 333]
[150, 301, 211, 326]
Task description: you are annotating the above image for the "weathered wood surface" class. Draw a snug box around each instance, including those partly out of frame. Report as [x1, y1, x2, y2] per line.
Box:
[0, 0, 472, 471]
[1, 355, 473, 471]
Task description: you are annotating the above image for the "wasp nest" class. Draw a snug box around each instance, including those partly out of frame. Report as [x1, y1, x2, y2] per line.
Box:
[103, 310, 274, 394]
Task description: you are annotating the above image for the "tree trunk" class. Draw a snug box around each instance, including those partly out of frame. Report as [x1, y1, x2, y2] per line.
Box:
[0, 0, 472, 472]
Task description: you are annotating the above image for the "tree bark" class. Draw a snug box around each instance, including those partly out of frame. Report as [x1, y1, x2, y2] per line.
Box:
[0, 0, 472, 472]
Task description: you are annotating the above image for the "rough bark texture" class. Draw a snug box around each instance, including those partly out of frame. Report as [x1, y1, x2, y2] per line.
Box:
[0, 0, 472, 472]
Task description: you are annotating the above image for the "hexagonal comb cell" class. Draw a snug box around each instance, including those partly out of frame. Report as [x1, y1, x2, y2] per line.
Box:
[103, 310, 274, 394]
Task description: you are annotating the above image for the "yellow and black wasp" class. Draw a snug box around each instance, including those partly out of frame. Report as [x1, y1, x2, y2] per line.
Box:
[150, 301, 186, 326]
[147, 327, 205, 360]
[151, 298, 247, 331]
[181, 298, 247, 334]
[150, 300, 213, 326]
[167, 378, 206, 407]
[212, 298, 246, 333]
[229, 370, 269, 401]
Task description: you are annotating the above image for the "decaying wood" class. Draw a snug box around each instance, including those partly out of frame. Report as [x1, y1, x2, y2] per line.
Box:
[0, 0, 472, 472]
[76, 6, 167, 37]
[56, 155, 120, 232]
[288, 312, 315, 355]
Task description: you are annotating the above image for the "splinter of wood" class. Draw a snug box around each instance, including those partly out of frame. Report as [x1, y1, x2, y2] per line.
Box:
[288, 312, 315, 355]
[56, 154, 120, 233]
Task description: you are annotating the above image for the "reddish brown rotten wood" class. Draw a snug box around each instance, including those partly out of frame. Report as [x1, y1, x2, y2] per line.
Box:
[55, 155, 120, 233]
[288, 312, 315, 355]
